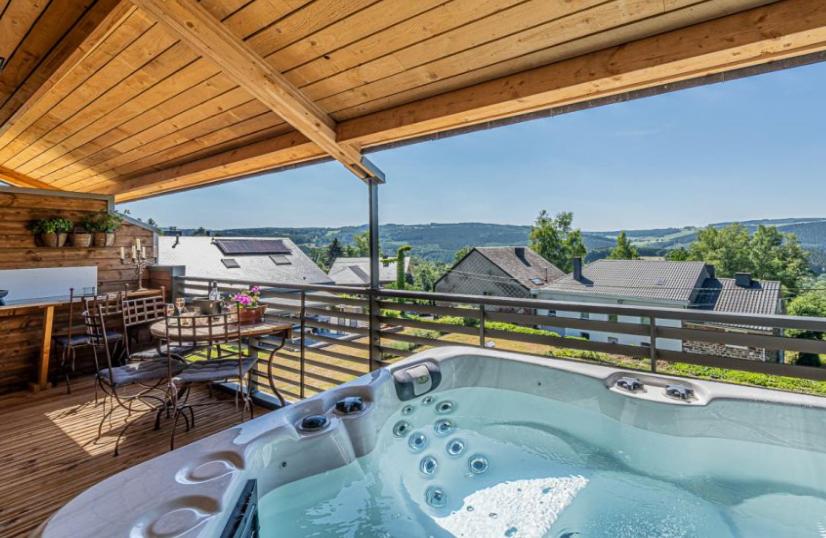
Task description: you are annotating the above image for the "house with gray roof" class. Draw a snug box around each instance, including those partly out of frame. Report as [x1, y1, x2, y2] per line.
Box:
[157, 236, 332, 285]
[534, 259, 783, 361]
[328, 257, 411, 287]
[435, 247, 565, 302]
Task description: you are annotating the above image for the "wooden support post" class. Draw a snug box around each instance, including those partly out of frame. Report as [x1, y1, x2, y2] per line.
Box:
[31, 305, 55, 392]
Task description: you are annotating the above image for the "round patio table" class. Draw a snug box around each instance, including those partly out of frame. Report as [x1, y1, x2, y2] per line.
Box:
[149, 319, 293, 406]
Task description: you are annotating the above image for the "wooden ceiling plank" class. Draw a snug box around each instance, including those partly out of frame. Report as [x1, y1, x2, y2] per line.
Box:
[2, 23, 185, 170]
[20, 0, 322, 185]
[0, 8, 151, 159]
[73, 109, 284, 190]
[132, 0, 381, 182]
[307, 0, 707, 114]
[0, 165, 60, 190]
[43, 81, 253, 186]
[330, 0, 765, 120]
[0, 0, 48, 71]
[281, 0, 524, 88]
[108, 0, 826, 201]
[16, 50, 218, 175]
[220, 0, 314, 44]
[54, 99, 275, 189]
[0, 1, 91, 118]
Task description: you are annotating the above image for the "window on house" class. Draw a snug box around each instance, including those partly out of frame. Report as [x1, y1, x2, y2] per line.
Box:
[608, 336, 619, 344]
[640, 316, 651, 325]
[221, 258, 240, 268]
[641, 341, 651, 349]
[608, 314, 619, 323]
[530, 277, 544, 285]
[581, 332, 590, 340]
[580, 312, 590, 320]
[270, 254, 291, 265]
[546, 310, 557, 317]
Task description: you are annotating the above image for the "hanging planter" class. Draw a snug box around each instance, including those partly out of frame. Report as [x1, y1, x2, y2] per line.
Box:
[29, 218, 73, 248]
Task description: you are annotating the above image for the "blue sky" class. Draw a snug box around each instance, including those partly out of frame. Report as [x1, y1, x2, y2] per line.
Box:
[119, 62, 826, 232]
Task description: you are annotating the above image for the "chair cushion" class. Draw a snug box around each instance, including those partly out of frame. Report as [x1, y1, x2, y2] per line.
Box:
[173, 357, 258, 384]
[55, 334, 90, 346]
[99, 358, 182, 387]
[105, 330, 124, 342]
[129, 344, 196, 361]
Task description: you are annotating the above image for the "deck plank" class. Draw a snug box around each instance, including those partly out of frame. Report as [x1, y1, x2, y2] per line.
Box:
[0, 375, 270, 537]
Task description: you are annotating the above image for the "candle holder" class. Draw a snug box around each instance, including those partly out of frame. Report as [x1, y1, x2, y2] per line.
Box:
[120, 239, 150, 291]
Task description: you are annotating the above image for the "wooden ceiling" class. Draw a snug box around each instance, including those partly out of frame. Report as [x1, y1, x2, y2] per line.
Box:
[0, 0, 825, 201]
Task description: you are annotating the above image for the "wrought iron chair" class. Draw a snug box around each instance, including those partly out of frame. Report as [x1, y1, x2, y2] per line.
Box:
[54, 287, 98, 393]
[84, 291, 126, 362]
[164, 305, 257, 450]
[85, 304, 184, 456]
[121, 294, 194, 361]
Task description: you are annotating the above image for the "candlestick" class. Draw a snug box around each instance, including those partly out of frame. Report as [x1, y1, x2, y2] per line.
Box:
[120, 246, 125, 261]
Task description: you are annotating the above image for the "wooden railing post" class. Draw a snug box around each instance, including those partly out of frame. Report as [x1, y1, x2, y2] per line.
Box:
[299, 290, 306, 399]
[649, 317, 658, 372]
[479, 303, 486, 347]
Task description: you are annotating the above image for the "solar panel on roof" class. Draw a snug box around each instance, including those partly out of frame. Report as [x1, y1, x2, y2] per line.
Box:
[214, 239, 291, 255]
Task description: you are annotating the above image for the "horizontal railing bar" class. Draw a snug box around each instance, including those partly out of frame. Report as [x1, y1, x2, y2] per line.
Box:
[376, 289, 826, 331]
[484, 327, 648, 357]
[306, 293, 368, 307]
[378, 316, 479, 336]
[303, 358, 366, 378]
[484, 310, 651, 336]
[656, 326, 826, 354]
[175, 276, 368, 295]
[304, 319, 369, 336]
[307, 334, 370, 351]
[657, 349, 826, 381]
[261, 301, 301, 313]
[379, 331, 452, 348]
[379, 345, 413, 357]
[304, 306, 370, 321]
[377, 301, 476, 318]
[270, 373, 326, 394]
[310, 346, 370, 364]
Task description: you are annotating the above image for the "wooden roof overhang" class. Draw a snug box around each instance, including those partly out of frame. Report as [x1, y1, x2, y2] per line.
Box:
[1, 0, 825, 202]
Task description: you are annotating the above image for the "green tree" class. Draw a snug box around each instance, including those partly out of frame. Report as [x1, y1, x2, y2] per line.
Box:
[192, 226, 208, 236]
[346, 231, 370, 257]
[383, 245, 412, 289]
[410, 257, 447, 292]
[529, 210, 585, 272]
[607, 231, 639, 260]
[665, 246, 691, 261]
[453, 246, 473, 264]
[786, 289, 826, 366]
[325, 238, 344, 269]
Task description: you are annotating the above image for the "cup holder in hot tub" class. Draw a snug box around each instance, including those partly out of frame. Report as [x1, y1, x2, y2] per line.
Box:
[297, 415, 329, 433]
[334, 396, 365, 415]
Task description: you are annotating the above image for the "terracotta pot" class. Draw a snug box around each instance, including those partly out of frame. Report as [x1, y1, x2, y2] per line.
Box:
[238, 305, 266, 325]
[71, 232, 92, 248]
[93, 232, 115, 247]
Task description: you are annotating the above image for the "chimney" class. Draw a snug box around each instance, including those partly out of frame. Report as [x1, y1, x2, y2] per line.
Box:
[735, 272, 752, 288]
[706, 264, 716, 279]
[172, 232, 181, 248]
[572, 257, 583, 282]
[515, 247, 527, 263]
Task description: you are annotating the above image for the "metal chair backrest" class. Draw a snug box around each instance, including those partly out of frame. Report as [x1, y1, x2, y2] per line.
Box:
[82, 305, 114, 381]
[85, 291, 123, 317]
[65, 287, 98, 343]
[122, 295, 166, 328]
[163, 304, 243, 354]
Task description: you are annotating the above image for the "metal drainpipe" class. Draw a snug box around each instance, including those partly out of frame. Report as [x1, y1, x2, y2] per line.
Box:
[368, 179, 381, 371]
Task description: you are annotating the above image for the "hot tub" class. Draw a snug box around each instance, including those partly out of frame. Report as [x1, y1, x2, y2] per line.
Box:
[39, 347, 826, 537]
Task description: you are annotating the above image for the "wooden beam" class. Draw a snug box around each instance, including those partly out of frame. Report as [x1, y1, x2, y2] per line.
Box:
[0, 0, 136, 144]
[0, 166, 61, 191]
[131, 0, 383, 183]
[110, 0, 826, 201]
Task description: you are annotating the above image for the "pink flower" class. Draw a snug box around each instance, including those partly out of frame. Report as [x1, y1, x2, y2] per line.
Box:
[250, 286, 261, 294]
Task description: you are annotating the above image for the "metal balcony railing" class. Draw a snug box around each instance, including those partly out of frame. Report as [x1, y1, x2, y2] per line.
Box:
[172, 275, 826, 405]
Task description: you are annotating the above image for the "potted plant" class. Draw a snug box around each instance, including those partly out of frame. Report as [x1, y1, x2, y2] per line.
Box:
[71, 215, 96, 247]
[29, 217, 73, 247]
[225, 286, 266, 324]
[85, 212, 123, 247]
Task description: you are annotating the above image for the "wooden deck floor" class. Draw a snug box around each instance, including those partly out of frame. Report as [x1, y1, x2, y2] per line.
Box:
[0, 376, 270, 537]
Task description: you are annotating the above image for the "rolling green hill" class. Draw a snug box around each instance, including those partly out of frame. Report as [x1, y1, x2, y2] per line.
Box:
[168, 218, 826, 269]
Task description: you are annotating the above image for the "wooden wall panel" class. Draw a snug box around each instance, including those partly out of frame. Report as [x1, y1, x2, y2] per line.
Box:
[0, 188, 156, 394]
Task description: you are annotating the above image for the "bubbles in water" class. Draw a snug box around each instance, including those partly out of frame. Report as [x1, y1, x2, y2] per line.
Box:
[401, 405, 415, 415]
[468, 454, 489, 475]
[419, 455, 438, 477]
[435, 400, 456, 415]
[446, 438, 465, 457]
[421, 395, 435, 406]
[425, 486, 447, 508]
[434, 419, 455, 437]
[393, 420, 411, 438]
[505, 526, 518, 536]
[489, 512, 498, 519]
[408, 432, 428, 453]
[466, 506, 474, 512]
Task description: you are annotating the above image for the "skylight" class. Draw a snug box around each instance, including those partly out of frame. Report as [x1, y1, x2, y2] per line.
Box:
[270, 254, 291, 265]
[530, 277, 545, 285]
[221, 258, 240, 268]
